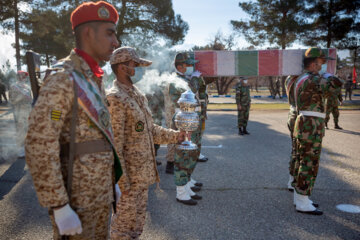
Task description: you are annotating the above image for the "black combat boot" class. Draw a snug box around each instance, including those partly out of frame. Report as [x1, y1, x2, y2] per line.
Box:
[334, 123, 343, 130]
[165, 161, 174, 174]
[325, 122, 329, 129]
[243, 127, 250, 135]
[238, 128, 244, 135]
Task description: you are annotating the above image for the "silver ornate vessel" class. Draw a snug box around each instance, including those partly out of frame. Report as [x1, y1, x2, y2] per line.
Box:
[174, 90, 199, 150]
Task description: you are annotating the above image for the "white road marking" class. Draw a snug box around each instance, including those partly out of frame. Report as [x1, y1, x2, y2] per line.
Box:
[336, 204, 360, 213]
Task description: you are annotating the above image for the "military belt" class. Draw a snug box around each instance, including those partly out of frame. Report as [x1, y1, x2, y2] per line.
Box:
[60, 139, 112, 157]
[299, 111, 325, 119]
[199, 99, 206, 103]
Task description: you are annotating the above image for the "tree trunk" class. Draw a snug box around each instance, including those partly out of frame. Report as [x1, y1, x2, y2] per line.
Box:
[327, 0, 333, 48]
[14, 0, 21, 71]
[255, 76, 259, 92]
[281, 76, 286, 96]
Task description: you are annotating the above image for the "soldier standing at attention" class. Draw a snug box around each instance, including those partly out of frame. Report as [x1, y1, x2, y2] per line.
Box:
[9, 71, 32, 158]
[344, 74, 353, 100]
[107, 47, 186, 239]
[186, 60, 209, 162]
[25, 2, 123, 239]
[273, 78, 282, 99]
[292, 47, 343, 215]
[236, 77, 251, 135]
[324, 85, 343, 129]
[284, 75, 298, 191]
[164, 52, 203, 205]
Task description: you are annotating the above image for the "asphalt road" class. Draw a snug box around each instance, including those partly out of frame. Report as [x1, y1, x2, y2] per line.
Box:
[0, 108, 359, 240]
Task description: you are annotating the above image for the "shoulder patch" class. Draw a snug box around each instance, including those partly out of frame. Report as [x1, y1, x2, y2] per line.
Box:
[135, 121, 144, 132]
[51, 110, 62, 121]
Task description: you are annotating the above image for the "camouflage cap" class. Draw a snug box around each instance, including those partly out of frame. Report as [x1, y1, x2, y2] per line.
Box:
[174, 52, 199, 65]
[304, 47, 335, 60]
[110, 46, 152, 66]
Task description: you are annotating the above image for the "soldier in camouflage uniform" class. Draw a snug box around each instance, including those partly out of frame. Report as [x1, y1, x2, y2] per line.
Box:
[146, 85, 165, 165]
[235, 77, 251, 135]
[273, 78, 282, 99]
[292, 47, 343, 215]
[344, 75, 353, 100]
[107, 47, 185, 240]
[164, 52, 203, 205]
[285, 75, 298, 191]
[25, 2, 123, 239]
[324, 86, 343, 129]
[8, 71, 32, 158]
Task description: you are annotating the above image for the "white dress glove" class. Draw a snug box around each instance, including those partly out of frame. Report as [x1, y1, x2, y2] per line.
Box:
[191, 70, 202, 78]
[54, 204, 82, 236]
[322, 72, 333, 79]
[115, 184, 122, 204]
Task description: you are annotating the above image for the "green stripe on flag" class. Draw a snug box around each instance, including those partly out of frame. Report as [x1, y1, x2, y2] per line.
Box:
[235, 51, 258, 76]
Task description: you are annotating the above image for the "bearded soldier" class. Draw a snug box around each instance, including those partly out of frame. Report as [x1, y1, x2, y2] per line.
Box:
[107, 47, 187, 239]
[25, 2, 122, 239]
[292, 47, 343, 215]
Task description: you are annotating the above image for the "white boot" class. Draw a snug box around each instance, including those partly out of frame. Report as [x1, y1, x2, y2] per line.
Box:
[287, 175, 294, 190]
[185, 182, 196, 197]
[189, 178, 196, 188]
[294, 191, 316, 212]
[293, 189, 315, 206]
[176, 185, 191, 201]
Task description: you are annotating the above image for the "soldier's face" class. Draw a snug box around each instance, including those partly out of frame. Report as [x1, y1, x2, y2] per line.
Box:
[89, 22, 119, 62]
[313, 58, 323, 73]
[176, 63, 187, 74]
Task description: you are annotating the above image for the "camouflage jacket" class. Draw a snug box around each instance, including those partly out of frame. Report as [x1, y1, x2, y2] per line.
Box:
[25, 50, 116, 209]
[107, 81, 179, 191]
[295, 72, 344, 113]
[235, 84, 251, 106]
[325, 86, 342, 107]
[191, 72, 208, 119]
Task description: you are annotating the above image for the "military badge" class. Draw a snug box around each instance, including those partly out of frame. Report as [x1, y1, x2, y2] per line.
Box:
[135, 121, 144, 132]
[99, 109, 110, 129]
[51, 110, 61, 121]
[98, 6, 110, 19]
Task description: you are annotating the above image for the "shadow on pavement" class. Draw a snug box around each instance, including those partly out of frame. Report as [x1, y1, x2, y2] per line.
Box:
[0, 157, 26, 200]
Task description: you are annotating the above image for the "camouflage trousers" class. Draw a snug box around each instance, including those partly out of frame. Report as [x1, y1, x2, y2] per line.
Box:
[13, 104, 31, 148]
[111, 186, 148, 240]
[287, 108, 297, 177]
[292, 115, 325, 196]
[165, 114, 176, 163]
[174, 119, 202, 186]
[237, 104, 250, 128]
[49, 204, 112, 240]
[325, 105, 339, 125]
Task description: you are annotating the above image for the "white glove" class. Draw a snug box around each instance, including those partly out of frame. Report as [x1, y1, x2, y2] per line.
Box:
[322, 72, 333, 79]
[53, 204, 82, 236]
[191, 70, 202, 78]
[115, 184, 121, 204]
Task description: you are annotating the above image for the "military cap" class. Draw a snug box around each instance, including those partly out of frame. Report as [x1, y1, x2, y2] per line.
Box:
[71, 1, 119, 30]
[110, 46, 152, 66]
[17, 70, 29, 76]
[174, 52, 199, 65]
[304, 47, 335, 60]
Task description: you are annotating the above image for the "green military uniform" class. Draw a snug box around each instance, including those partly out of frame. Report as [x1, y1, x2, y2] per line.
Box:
[344, 79, 353, 100]
[235, 82, 251, 131]
[324, 86, 342, 128]
[171, 73, 202, 186]
[188, 72, 207, 163]
[285, 75, 298, 177]
[292, 72, 343, 196]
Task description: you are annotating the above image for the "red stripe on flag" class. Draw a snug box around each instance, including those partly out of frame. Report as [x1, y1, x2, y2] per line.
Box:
[353, 66, 357, 84]
[258, 50, 281, 76]
[194, 51, 217, 76]
[327, 48, 337, 74]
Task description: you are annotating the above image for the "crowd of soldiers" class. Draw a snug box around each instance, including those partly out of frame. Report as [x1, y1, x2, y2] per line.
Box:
[1, 0, 354, 239]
